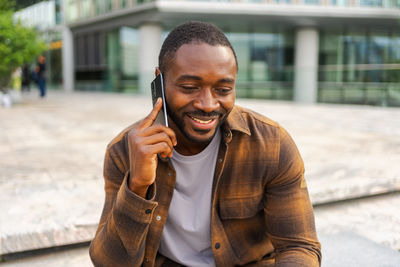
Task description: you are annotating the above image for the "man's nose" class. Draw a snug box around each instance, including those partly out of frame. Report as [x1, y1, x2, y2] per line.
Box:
[193, 88, 219, 113]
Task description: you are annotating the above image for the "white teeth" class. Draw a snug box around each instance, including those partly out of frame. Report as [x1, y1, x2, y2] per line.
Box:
[191, 116, 212, 124]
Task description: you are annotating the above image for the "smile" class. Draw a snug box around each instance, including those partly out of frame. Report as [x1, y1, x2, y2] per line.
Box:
[190, 116, 214, 124]
[187, 114, 218, 130]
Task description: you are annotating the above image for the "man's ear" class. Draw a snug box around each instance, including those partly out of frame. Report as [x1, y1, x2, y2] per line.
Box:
[155, 67, 161, 77]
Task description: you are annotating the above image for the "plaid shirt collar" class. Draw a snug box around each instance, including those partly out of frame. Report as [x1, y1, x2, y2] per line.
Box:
[221, 105, 251, 143]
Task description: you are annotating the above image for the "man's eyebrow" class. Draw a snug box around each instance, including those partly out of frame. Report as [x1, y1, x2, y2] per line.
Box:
[176, 75, 235, 84]
[176, 75, 202, 82]
[218, 78, 235, 84]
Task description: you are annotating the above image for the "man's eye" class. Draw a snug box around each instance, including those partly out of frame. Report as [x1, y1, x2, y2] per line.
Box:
[215, 87, 232, 94]
[180, 85, 198, 90]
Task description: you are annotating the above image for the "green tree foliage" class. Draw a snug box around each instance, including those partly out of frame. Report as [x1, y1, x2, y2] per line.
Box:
[0, 0, 15, 12]
[0, 0, 46, 90]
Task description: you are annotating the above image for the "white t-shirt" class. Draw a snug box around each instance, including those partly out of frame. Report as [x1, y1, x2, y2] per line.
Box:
[159, 129, 221, 267]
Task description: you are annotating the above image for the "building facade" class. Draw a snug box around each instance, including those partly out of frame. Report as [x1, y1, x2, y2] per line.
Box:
[63, 0, 400, 106]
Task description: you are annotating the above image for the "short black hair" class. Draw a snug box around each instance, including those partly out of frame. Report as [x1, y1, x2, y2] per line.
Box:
[158, 21, 238, 73]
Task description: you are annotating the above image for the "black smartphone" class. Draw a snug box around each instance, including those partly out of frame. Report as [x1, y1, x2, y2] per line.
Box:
[151, 73, 168, 127]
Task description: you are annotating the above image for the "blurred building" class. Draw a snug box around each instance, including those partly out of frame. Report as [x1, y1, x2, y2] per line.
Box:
[61, 0, 400, 106]
[14, 0, 63, 89]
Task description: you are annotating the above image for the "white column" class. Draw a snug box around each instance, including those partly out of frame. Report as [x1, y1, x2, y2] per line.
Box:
[60, 0, 74, 92]
[139, 23, 162, 95]
[62, 26, 74, 92]
[294, 27, 319, 103]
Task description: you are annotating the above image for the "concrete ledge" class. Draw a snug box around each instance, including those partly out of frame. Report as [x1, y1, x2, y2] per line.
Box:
[0, 224, 96, 256]
[310, 178, 400, 205]
[0, 245, 92, 267]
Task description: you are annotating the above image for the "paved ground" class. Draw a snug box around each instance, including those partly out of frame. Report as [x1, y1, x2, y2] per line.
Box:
[1, 90, 400, 265]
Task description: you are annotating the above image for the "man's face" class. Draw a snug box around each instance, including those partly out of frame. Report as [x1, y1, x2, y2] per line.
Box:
[162, 43, 237, 153]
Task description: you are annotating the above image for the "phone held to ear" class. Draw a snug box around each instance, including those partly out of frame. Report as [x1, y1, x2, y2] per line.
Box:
[151, 73, 169, 127]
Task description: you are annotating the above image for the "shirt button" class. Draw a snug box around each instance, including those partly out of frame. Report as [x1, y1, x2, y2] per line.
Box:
[225, 132, 230, 137]
[145, 209, 152, 214]
[156, 215, 161, 221]
[145, 257, 150, 262]
[215, 243, 221, 249]
[168, 172, 171, 176]
[218, 158, 223, 163]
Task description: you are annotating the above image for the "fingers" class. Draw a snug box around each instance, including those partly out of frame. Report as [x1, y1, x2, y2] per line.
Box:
[139, 132, 175, 158]
[128, 98, 177, 160]
[128, 125, 177, 159]
[140, 98, 162, 129]
[135, 139, 174, 159]
[140, 124, 177, 147]
[147, 142, 174, 158]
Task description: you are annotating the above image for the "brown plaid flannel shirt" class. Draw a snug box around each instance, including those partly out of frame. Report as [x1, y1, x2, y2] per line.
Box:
[90, 105, 321, 267]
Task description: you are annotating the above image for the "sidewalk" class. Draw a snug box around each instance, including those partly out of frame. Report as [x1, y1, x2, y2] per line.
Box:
[1, 91, 400, 264]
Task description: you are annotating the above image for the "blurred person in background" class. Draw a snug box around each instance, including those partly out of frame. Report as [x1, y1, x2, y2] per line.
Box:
[90, 21, 321, 267]
[35, 55, 46, 98]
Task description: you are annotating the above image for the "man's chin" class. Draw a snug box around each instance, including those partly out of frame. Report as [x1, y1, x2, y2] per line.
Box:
[184, 128, 217, 144]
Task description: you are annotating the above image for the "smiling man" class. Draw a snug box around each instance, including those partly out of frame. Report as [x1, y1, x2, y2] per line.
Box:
[90, 22, 321, 267]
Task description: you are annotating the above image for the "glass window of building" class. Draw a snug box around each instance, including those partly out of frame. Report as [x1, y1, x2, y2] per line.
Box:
[66, 0, 78, 22]
[95, 1, 106, 15]
[74, 26, 141, 93]
[81, 0, 92, 19]
[227, 30, 294, 100]
[120, 27, 140, 92]
[331, 0, 349, 6]
[359, 0, 383, 7]
[319, 29, 400, 106]
[274, 0, 292, 3]
[55, 0, 61, 24]
[121, 0, 128, 8]
[304, 0, 320, 4]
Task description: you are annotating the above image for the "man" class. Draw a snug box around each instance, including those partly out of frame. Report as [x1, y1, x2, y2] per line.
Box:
[90, 21, 321, 267]
[35, 55, 46, 98]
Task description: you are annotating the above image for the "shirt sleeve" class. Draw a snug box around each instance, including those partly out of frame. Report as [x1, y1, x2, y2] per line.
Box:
[89, 143, 158, 267]
[264, 126, 322, 266]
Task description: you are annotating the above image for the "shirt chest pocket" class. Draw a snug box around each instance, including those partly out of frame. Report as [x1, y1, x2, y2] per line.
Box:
[218, 193, 263, 220]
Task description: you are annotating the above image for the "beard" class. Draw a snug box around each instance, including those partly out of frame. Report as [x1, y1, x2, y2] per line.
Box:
[166, 103, 229, 145]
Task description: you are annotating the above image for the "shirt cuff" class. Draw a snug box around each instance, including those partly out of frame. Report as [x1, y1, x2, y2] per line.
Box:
[114, 170, 158, 223]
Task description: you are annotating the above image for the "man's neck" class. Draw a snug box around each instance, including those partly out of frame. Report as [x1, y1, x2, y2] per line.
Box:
[174, 135, 210, 156]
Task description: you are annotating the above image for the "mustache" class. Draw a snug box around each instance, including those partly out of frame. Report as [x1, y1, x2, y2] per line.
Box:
[185, 110, 223, 118]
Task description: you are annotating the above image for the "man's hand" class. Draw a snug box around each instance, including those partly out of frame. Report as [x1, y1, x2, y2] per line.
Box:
[127, 98, 177, 198]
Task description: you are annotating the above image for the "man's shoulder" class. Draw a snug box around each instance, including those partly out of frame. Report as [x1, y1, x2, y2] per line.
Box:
[229, 105, 281, 136]
[235, 105, 279, 127]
